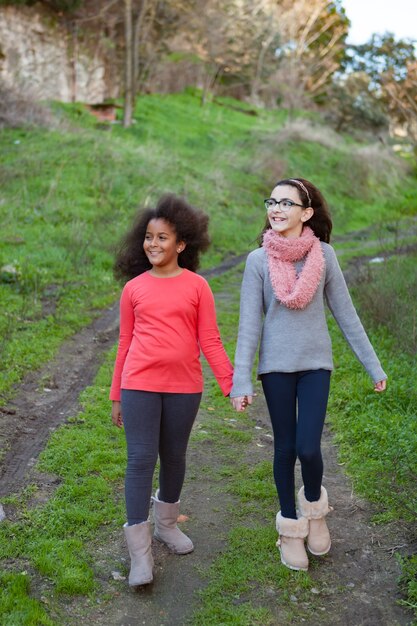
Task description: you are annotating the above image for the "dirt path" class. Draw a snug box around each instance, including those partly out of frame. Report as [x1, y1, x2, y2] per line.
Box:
[0, 253, 414, 625]
[0, 302, 120, 498]
[60, 398, 411, 626]
[60, 437, 237, 625]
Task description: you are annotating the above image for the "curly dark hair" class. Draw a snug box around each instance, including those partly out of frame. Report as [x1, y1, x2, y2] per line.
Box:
[258, 177, 333, 244]
[114, 193, 211, 282]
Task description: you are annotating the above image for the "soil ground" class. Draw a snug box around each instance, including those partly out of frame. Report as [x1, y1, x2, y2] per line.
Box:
[0, 257, 414, 626]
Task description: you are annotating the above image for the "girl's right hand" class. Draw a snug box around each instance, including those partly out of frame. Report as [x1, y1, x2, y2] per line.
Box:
[111, 401, 123, 428]
[374, 379, 387, 392]
[230, 395, 253, 412]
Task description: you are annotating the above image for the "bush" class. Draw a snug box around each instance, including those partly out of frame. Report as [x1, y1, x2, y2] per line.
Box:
[323, 75, 389, 137]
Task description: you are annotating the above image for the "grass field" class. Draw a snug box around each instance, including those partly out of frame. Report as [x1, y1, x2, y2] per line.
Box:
[0, 91, 416, 623]
[1, 90, 416, 403]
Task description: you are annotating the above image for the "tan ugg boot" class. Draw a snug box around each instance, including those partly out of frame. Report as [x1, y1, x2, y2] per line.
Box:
[123, 520, 154, 586]
[276, 512, 309, 571]
[152, 490, 194, 554]
[297, 486, 332, 556]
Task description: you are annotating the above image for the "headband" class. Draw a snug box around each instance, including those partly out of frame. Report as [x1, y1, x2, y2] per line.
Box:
[289, 179, 312, 206]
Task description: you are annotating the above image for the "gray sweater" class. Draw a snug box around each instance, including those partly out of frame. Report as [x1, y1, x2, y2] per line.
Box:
[230, 243, 387, 397]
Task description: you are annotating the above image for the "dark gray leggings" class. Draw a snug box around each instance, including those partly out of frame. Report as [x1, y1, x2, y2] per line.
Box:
[121, 389, 202, 525]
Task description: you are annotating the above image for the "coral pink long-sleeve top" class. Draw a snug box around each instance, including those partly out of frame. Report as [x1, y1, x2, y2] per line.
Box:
[109, 269, 233, 401]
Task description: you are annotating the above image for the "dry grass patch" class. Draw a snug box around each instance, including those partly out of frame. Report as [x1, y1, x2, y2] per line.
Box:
[274, 118, 342, 149]
[0, 84, 58, 130]
[351, 143, 411, 191]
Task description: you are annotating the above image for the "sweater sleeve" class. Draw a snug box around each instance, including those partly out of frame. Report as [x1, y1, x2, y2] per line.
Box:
[109, 284, 134, 401]
[324, 245, 387, 383]
[197, 280, 234, 396]
[230, 251, 264, 397]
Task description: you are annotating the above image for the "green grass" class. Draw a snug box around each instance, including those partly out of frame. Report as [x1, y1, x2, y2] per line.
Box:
[0, 353, 125, 621]
[0, 571, 55, 626]
[397, 554, 417, 614]
[1, 91, 417, 623]
[1, 387, 123, 519]
[0, 265, 416, 624]
[193, 526, 312, 625]
[327, 320, 417, 524]
[351, 253, 417, 355]
[1, 90, 416, 403]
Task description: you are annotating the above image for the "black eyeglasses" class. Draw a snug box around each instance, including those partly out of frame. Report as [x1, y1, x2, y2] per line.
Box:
[264, 198, 305, 212]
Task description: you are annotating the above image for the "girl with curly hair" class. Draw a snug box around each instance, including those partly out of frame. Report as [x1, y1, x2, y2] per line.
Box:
[110, 193, 233, 586]
[230, 178, 387, 572]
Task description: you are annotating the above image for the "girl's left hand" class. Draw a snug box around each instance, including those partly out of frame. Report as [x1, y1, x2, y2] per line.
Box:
[374, 379, 387, 392]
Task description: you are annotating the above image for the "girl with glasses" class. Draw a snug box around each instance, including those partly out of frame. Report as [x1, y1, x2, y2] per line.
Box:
[230, 178, 387, 572]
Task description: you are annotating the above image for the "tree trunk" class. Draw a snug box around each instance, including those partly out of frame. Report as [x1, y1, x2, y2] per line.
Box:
[250, 32, 274, 103]
[133, 0, 148, 99]
[68, 20, 78, 103]
[123, 0, 133, 128]
[201, 65, 223, 106]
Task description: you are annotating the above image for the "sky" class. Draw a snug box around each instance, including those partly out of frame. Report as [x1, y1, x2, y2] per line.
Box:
[343, 0, 417, 44]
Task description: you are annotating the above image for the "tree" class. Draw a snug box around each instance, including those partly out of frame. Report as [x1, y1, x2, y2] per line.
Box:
[0, 0, 81, 8]
[273, 0, 350, 103]
[340, 33, 417, 142]
[123, 0, 133, 127]
[60, 0, 161, 124]
[175, 0, 268, 103]
[325, 72, 388, 135]
[382, 60, 417, 146]
[343, 33, 417, 84]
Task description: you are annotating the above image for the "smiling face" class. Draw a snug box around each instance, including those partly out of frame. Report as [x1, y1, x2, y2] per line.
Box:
[267, 184, 314, 238]
[143, 218, 185, 276]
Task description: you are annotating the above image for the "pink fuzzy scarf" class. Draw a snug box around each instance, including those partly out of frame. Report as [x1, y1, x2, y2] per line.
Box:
[262, 227, 324, 310]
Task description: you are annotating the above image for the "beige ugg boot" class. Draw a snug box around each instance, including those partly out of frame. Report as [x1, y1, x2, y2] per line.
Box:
[152, 490, 194, 554]
[297, 486, 332, 556]
[276, 512, 309, 571]
[123, 520, 154, 586]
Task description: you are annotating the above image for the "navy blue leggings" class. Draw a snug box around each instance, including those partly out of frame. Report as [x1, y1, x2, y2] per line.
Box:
[261, 370, 331, 519]
[121, 389, 201, 525]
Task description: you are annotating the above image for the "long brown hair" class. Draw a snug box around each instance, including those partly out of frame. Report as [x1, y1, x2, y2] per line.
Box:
[258, 178, 332, 245]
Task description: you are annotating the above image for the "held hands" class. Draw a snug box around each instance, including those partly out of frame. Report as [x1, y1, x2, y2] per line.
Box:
[230, 395, 253, 412]
[374, 379, 387, 393]
[111, 400, 123, 428]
